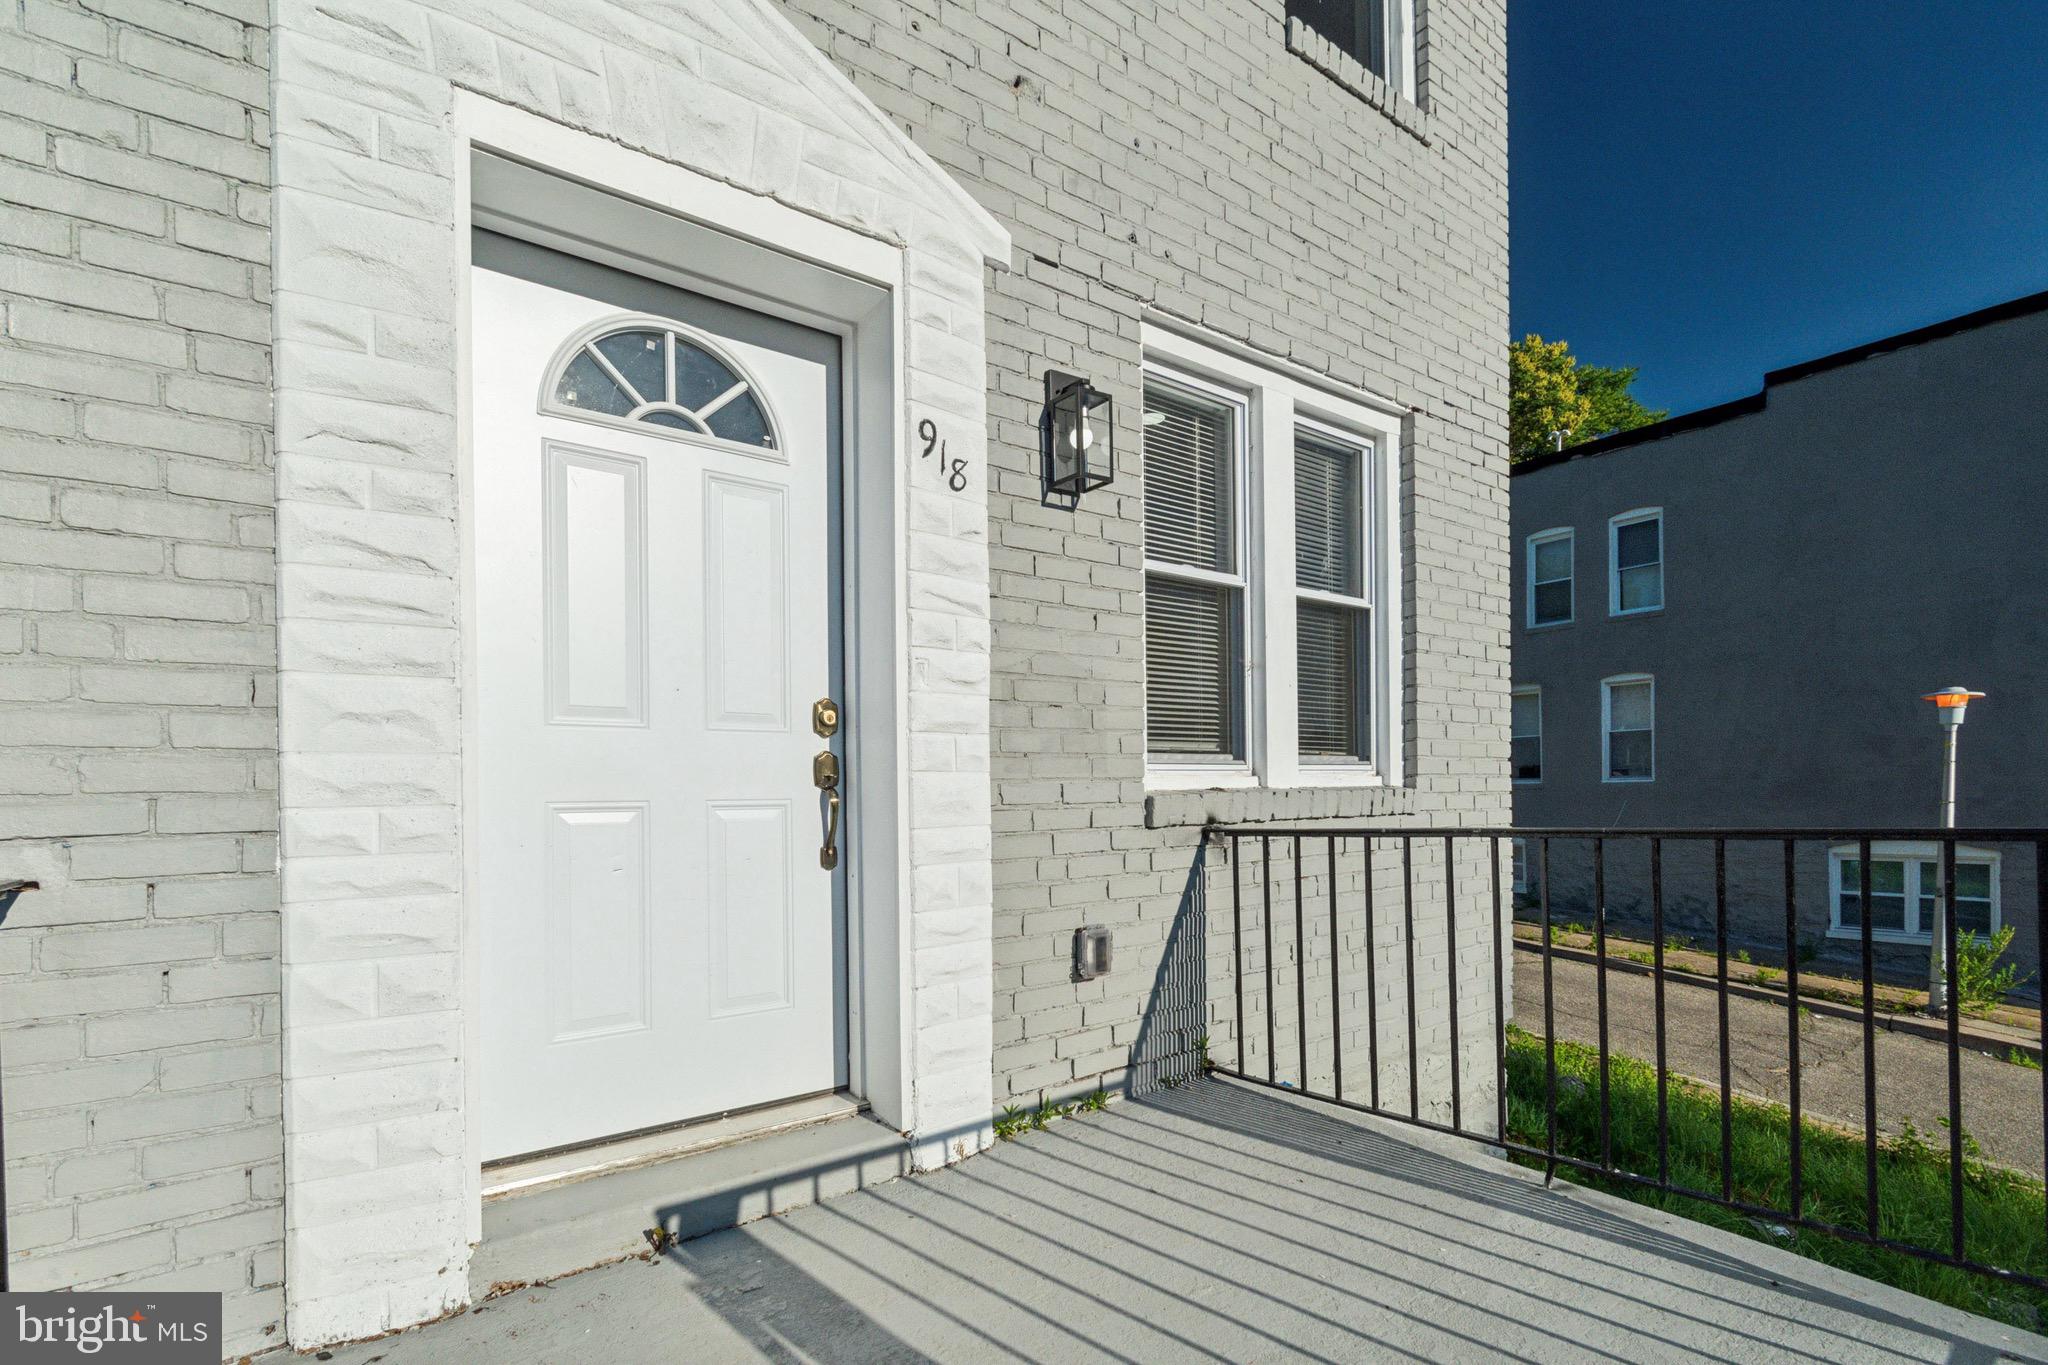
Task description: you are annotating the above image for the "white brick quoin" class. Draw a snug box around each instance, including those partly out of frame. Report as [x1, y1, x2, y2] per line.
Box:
[267, 0, 1007, 1346]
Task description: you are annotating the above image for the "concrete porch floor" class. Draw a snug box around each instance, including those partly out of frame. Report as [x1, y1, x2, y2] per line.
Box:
[324, 1079, 2048, 1363]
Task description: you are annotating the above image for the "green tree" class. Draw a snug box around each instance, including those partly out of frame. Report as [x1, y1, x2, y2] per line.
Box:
[1575, 362, 1667, 446]
[1507, 334, 1667, 463]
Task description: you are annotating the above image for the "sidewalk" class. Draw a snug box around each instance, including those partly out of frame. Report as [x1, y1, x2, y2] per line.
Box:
[1515, 922, 2044, 1059]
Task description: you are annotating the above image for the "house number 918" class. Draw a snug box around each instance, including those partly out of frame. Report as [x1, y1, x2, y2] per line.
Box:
[917, 417, 970, 492]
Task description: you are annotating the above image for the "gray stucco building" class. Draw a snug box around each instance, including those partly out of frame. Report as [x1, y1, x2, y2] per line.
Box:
[1511, 291, 2048, 985]
[0, 0, 1506, 1352]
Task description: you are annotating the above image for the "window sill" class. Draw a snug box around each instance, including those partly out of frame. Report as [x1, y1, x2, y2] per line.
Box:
[1284, 19, 1433, 147]
[1609, 606, 1665, 619]
[1525, 618, 1573, 632]
[1826, 926, 1999, 946]
[1827, 927, 1939, 946]
[1146, 765, 1259, 793]
[1602, 776, 1654, 785]
[1144, 781, 1416, 830]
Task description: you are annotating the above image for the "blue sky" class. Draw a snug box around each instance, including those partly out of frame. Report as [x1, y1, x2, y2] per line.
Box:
[1510, 3, 2048, 416]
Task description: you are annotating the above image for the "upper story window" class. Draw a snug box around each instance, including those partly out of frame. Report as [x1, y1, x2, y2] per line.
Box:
[1602, 674, 1654, 782]
[1287, 0, 1416, 95]
[1830, 844, 2000, 943]
[1143, 375, 1246, 764]
[1609, 508, 1663, 615]
[1527, 528, 1573, 628]
[1141, 325, 1404, 790]
[1511, 687, 1541, 783]
[545, 318, 778, 451]
[1295, 426, 1373, 763]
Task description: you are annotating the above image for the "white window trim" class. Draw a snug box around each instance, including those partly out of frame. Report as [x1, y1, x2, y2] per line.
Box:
[1608, 507, 1664, 617]
[1511, 685, 1541, 785]
[1827, 842, 2002, 945]
[1526, 527, 1573, 628]
[1600, 673, 1654, 783]
[1141, 321, 1404, 792]
[1385, 0, 1418, 98]
[1142, 363, 1255, 782]
[1511, 837, 1530, 895]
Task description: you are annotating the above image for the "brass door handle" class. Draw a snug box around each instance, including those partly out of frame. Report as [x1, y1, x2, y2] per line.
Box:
[815, 749, 841, 870]
[821, 788, 841, 870]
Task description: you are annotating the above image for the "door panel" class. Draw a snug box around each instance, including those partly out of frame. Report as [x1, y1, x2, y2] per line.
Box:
[703, 473, 789, 732]
[471, 233, 843, 1161]
[707, 801, 795, 1016]
[546, 803, 651, 1041]
[545, 446, 646, 726]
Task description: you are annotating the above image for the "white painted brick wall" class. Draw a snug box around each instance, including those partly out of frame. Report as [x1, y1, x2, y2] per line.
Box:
[0, 0, 282, 1353]
[269, 0, 1004, 1345]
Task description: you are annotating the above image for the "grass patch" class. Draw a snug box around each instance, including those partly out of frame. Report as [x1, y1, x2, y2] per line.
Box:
[1503, 1026, 2048, 1329]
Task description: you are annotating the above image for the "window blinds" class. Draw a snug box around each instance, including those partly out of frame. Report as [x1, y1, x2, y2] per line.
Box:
[1143, 386, 1233, 572]
[1146, 578, 1234, 755]
[1297, 603, 1361, 756]
[1295, 432, 1366, 760]
[1144, 382, 1239, 757]
[1294, 434, 1360, 595]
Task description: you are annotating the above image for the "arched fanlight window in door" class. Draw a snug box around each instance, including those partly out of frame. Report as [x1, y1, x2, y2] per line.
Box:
[543, 317, 779, 452]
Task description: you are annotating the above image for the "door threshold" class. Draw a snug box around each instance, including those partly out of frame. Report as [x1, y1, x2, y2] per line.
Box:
[483, 1090, 861, 1201]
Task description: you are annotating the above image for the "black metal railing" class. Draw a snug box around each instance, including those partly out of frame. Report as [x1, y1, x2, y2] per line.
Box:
[1204, 825, 2048, 1292]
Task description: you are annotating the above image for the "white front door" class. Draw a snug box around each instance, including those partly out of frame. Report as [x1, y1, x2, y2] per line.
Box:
[470, 235, 844, 1161]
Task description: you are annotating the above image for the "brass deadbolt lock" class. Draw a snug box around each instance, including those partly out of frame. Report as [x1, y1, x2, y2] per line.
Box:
[812, 697, 841, 738]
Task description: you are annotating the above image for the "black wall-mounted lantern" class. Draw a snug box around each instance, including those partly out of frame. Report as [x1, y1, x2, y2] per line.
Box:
[1044, 369, 1114, 498]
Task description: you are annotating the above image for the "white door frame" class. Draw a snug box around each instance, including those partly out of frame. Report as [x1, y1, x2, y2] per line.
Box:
[451, 96, 914, 1241]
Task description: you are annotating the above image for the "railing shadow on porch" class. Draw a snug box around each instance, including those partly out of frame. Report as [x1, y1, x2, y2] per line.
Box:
[1124, 838, 1210, 1098]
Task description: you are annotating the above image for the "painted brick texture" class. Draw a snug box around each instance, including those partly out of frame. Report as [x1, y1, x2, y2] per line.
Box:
[265, 0, 1005, 1345]
[0, 0, 282, 1354]
[0, 0, 1508, 1352]
[781, 0, 1513, 1111]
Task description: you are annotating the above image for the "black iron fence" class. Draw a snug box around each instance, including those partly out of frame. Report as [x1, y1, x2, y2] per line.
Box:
[1205, 825, 2048, 1293]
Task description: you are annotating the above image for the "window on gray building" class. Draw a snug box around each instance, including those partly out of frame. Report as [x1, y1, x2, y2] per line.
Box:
[1143, 377, 1245, 761]
[1528, 528, 1573, 627]
[1609, 508, 1663, 615]
[1602, 674, 1654, 781]
[1511, 687, 1542, 782]
[1831, 845, 1999, 942]
[1295, 428, 1371, 761]
[1287, 0, 1415, 94]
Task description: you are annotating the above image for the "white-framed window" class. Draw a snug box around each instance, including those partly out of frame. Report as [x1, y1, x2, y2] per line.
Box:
[1609, 508, 1663, 616]
[1829, 843, 2001, 943]
[1141, 323, 1403, 791]
[1511, 837, 1531, 896]
[1527, 528, 1573, 628]
[1511, 686, 1541, 783]
[1143, 370, 1248, 767]
[1295, 422, 1373, 764]
[1288, 0, 1417, 96]
[1601, 674, 1653, 782]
